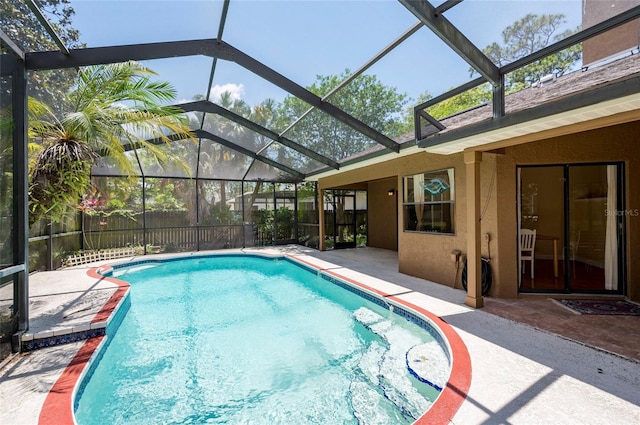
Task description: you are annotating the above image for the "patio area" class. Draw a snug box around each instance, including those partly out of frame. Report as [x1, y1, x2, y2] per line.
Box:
[1, 246, 639, 424]
[314, 247, 640, 363]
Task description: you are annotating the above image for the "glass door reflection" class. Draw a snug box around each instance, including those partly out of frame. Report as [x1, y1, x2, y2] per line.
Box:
[518, 166, 565, 291]
[518, 163, 623, 294]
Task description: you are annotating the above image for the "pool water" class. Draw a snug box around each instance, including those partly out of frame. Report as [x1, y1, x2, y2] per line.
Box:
[75, 256, 449, 424]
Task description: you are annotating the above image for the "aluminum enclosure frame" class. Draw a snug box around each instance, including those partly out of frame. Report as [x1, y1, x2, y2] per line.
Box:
[24, 39, 401, 157]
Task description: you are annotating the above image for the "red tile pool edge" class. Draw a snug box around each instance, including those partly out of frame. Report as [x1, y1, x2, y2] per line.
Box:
[38, 336, 104, 425]
[39, 266, 129, 425]
[39, 256, 471, 425]
[391, 299, 471, 425]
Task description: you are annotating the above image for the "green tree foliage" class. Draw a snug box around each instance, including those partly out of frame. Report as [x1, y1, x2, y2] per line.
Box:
[425, 85, 493, 120]
[197, 92, 280, 223]
[197, 72, 411, 177]
[199, 91, 278, 175]
[422, 13, 582, 121]
[402, 90, 431, 129]
[0, 0, 81, 50]
[0, 105, 14, 265]
[144, 180, 186, 211]
[0, 106, 13, 209]
[28, 61, 195, 226]
[477, 13, 582, 90]
[0, 0, 84, 111]
[276, 70, 410, 161]
[406, 85, 493, 123]
[87, 176, 143, 215]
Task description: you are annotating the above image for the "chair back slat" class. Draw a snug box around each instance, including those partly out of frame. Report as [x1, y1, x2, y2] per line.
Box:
[520, 229, 536, 251]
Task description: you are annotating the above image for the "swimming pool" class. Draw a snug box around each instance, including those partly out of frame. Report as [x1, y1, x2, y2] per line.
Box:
[71, 253, 467, 424]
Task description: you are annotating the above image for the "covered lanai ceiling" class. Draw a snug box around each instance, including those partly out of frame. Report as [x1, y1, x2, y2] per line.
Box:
[3, 0, 640, 182]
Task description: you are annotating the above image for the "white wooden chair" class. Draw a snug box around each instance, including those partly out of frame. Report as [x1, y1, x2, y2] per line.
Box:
[520, 229, 537, 278]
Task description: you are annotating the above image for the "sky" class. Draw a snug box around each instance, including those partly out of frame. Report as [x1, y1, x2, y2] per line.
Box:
[65, 0, 584, 108]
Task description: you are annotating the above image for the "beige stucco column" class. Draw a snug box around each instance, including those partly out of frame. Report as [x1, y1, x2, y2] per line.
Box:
[318, 188, 326, 251]
[464, 150, 484, 308]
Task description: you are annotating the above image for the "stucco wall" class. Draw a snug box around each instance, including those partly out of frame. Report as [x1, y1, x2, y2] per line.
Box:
[318, 120, 639, 301]
[398, 154, 499, 292]
[498, 120, 640, 301]
[367, 178, 398, 251]
[318, 151, 499, 292]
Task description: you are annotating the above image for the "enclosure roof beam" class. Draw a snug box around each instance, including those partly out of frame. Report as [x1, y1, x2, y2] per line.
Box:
[216, 0, 231, 41]
[120, 130, 304, 180]
[398, 0, 499, 84]
[25, 0, 69, 55]
[414, 76, 485, 111]
[26, 39, 400, 154]
[1, 30, 25, 61]
[202, 0, 231, 108]
[178, 100, 340, 170]
[194, 130, 305, 180]
[409, 4, 640, 142]
[417, 74, 640, 149]
[215, 41, 400, 153]
[501, 5, 640, 74]
[279, 20, 423, 138]
[0, 54, 18, 76]
[25, 39, 220, 70]
[434, 0, 464, 15]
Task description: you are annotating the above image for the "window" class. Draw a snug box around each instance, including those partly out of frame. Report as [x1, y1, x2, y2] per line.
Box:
[403, 168, 455, 234]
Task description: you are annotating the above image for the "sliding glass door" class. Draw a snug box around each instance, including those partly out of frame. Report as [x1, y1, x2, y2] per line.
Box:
[518, 166, 564, 291]
[518, 163, 624, 294]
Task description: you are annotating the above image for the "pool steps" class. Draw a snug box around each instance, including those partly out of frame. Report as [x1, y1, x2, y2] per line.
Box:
[352, 307, 445, 420]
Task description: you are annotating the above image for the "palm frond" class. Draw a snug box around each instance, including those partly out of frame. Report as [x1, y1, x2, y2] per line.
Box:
[27, 60, 195, 225]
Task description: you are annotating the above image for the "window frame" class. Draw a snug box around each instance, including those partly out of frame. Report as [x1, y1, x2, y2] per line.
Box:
[402, 168, 455, 235]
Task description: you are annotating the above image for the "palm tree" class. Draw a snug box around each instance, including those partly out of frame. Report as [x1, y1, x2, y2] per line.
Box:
[28, 60, 195, 226]
[198, 91, 251, 223]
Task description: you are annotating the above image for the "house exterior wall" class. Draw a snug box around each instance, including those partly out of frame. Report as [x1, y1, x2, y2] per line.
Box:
[497, 120, 640, 301]
[318, 120, 640, 302]
[367, 178, 398, 251]
[318, 151, 499, 292]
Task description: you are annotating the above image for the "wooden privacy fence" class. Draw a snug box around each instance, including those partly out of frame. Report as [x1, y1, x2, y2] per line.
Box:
[81, 230, 143, 250]
[63, 225, 249, 267]
[83, 225, 250, 252]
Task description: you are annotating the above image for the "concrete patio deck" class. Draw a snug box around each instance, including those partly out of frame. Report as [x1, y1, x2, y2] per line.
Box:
[1, 246, 639, 424]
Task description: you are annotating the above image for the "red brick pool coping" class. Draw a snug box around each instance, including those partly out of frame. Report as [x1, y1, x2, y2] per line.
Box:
[38, 254, 471, 425]
[39, 266, 129, 425]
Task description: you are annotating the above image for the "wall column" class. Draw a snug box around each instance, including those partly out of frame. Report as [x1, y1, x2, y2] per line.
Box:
[464, 150, 483, 308]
